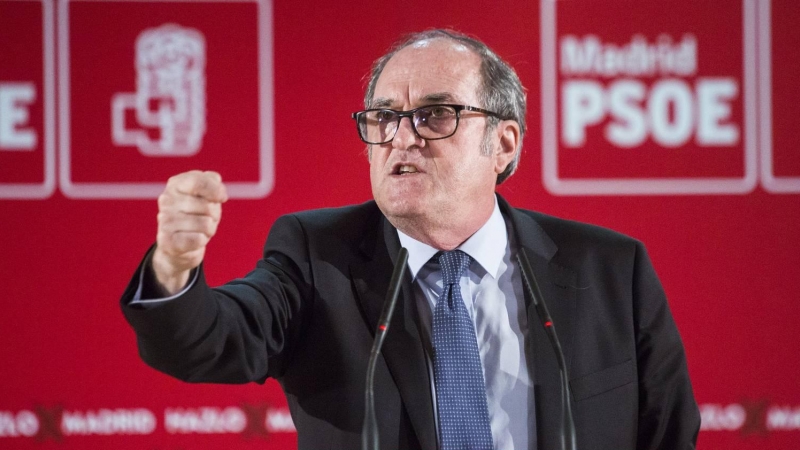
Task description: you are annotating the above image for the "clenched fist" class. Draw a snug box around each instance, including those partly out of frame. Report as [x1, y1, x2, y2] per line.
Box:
[151, 170, 228, 294]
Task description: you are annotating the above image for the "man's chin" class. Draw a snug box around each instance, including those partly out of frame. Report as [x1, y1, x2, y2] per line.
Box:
[375, 197, 425, 221]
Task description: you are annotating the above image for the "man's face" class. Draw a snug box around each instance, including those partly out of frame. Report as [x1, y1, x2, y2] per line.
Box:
[369, 39, 515, 246]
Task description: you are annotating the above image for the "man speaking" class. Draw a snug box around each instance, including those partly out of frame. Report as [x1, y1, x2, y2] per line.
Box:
[121, 30, 700, 449]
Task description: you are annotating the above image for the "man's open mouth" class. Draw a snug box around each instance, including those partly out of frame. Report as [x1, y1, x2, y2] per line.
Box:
[394, 164, 420, 175]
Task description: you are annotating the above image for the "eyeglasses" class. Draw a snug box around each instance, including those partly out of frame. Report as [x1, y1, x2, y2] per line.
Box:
[351, 104, 510, 145]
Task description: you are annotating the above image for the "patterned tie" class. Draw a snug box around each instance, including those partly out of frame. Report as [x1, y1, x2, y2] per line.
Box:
[432, 250, 493, 449]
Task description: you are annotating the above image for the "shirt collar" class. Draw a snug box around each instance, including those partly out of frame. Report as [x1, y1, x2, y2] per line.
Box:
[397, 197, 508, 280]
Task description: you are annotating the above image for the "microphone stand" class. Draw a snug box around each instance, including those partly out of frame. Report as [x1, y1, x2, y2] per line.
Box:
[362, 247, 409, 450]
[518, 248, 578, 450]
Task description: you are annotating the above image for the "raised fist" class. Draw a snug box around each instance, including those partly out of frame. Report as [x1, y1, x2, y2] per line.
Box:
[151, 170, 228, 294]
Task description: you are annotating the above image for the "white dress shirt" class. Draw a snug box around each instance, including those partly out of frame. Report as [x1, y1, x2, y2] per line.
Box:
[397, 198, 535, 450]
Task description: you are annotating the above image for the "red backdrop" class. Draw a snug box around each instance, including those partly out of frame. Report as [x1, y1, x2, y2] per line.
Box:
[1, 0, 798, 448]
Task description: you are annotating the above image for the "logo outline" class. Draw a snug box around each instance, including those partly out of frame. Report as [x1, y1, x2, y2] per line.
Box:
[540, 0, 759, 196]
[758, 0, 800, 193]
[0, 0, 56, 199]
[58, 0, 274, 199]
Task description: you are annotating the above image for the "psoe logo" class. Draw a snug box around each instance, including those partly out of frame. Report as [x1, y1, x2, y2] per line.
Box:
[538, 0, 787, 196]
[58, 0, 274, 200]
[558, 34, 738, 150]
[111, 23, 206, 157]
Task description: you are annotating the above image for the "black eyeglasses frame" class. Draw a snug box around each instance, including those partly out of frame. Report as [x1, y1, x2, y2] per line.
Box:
[351, 104, 512, 145]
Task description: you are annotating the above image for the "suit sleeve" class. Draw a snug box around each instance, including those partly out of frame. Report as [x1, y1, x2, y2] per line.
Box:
[120, 214, 314, 384]
[632, 241, 700, 449]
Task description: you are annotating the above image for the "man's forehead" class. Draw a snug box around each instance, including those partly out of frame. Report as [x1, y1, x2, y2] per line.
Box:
[384, 38, 479, 72]
[371, 39, 482, 108]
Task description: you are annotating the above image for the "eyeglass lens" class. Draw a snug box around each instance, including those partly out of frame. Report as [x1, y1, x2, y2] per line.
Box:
[359, 105, 459, 144]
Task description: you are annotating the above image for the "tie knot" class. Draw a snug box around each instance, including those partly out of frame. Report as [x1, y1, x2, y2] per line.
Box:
[437, 250, 472, 285]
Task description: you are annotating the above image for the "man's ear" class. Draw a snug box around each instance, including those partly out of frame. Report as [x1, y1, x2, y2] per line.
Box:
[494, 120, 520, 175]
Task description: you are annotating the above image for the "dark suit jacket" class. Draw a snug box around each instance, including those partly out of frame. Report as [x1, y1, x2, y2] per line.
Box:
[121, 197, 700, 450]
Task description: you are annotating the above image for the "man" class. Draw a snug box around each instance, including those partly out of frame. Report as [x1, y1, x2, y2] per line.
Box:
[122, 30, 700, 449]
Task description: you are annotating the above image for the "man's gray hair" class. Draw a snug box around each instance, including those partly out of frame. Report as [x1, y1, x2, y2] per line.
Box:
[364, 29, 527, 184]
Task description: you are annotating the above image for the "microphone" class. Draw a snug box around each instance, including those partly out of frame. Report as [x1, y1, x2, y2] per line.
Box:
[362, 247, 409, 450]
[517, 248, 578, 450]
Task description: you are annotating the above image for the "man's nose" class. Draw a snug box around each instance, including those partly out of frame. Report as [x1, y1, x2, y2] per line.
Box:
[392, 116, 422, 150]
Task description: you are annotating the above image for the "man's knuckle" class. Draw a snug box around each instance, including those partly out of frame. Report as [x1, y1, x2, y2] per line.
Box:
[156, 212, 166, 226]
[157, 192, 171, 208]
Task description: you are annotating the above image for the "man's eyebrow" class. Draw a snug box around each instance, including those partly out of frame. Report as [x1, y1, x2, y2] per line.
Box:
[420, 92, 459, 104]
[370, 98, 394, 108]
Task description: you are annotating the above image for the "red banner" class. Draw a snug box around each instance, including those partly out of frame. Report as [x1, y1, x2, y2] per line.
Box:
[1, 0, 798, 449]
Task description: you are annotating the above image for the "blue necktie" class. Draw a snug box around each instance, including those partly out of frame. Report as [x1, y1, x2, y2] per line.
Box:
[432, 250, 493, 449]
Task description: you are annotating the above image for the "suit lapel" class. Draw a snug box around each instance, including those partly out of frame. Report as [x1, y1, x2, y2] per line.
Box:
[348, 198, 576, 450]
[349, 215, 437, 450]
[500, 197, 577, 450]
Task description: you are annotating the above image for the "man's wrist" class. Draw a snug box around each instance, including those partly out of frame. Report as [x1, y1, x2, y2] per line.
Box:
[150, 249, 192, 296]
